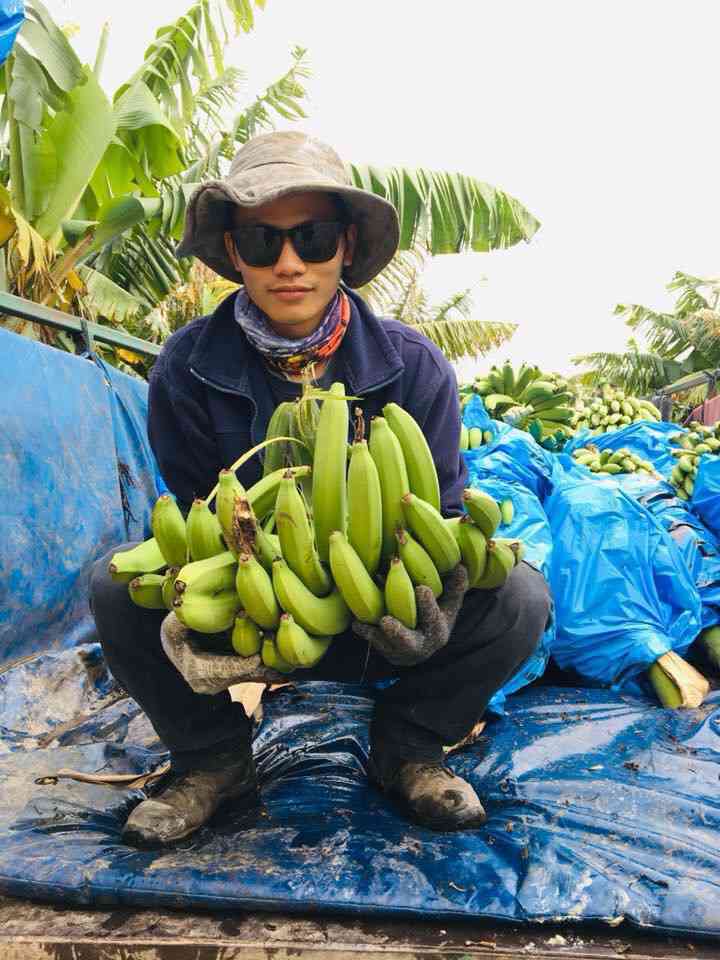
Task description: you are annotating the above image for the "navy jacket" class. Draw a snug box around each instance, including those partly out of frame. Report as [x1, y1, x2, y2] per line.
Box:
[148, 287, 467, 515]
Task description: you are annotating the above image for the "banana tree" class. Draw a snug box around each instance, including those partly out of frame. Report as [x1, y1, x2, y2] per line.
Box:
[573, 271, 720, 395]
[0, 0, 540, 375]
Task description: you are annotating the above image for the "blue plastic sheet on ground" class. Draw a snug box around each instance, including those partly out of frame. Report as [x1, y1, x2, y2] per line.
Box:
[0, 0, 23, 66]
[692, 457, 720, 543]
[0, 330, 160, 666]
[462, 396, 560, 501]
[564, 420, 682, 476]
[545, 461, 702, 689]
[0, 647, 719, 934]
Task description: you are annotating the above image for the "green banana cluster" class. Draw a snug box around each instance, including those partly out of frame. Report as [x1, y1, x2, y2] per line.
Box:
[459, 361, 576, 442]
[572, 445, 655, 476]
[111, 384, 526, 673]
[572, 385, 661, 434]
[459, 425, 494, 452]
[667, 420, 720, 500]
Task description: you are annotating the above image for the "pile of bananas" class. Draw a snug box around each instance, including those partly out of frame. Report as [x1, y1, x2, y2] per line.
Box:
[459, 425, 494, 451]
[668, 420, 720, 500]
[110, 387, 525, 675]
[571, 445, 656, 476]
[459, 361, 575, 442]
[572, 386, 661, 434]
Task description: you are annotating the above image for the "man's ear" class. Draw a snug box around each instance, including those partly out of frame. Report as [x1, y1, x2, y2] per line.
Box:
[343, 224, 358, 267]
[224, 231, 242, 271]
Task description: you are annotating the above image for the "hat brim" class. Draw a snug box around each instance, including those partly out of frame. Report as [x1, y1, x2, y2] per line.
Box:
[175, 169, 400, 288]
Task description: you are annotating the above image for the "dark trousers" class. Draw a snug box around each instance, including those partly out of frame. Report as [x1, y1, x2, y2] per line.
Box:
[90, 546, 550, 771]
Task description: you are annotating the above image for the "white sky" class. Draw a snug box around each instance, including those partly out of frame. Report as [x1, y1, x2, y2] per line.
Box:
[48, 0, 720, 377]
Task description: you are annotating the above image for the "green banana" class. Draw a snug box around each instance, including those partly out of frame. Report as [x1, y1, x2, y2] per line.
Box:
[502, 360, 515, 395]
[474, 540, 515, 590]
[129, 574, 166, 610]
[151, 494, 188, 566]
[370, 416, 411, 566]
[468, 427, 483, 449]
[276, 613, 333, 668]
[216, 470, 246, 556]
[699, 625, 720, 671]
[384, 556, 417, 629]
[235, 552, 281, 630]
[347, 437, 383, 576]
[172, 551, 240, 634]
[108, 537, 166, 583]
[247, 464, 312, 522]
[174, 550, 236, 594]
[396, 528, 442, 598]
[482, 430, 494, 445]
[383, 402, 441, 512]
[254, 524, 281, 572]
[231, 611, 263, 657]
[161, 566, 180, 610]
[261, 636, 295, 674]
[272, 558, 351, 636]
[459, 424, 469, 452]
[462, 489, 501, 539]
[519, 380, 556, 404]
[186, 499, 225, 561]
[329, 531, 385, 623]
[500, 499, 514, 525]
[312, 382, 349, 563]
[276, 471, 331, 597]
[484, 393, 517, 412]
[400, 493, 461, 575]
[513, 363, 537, 397]
[457, 517, 488, 587]
[262, 401, 295, 476]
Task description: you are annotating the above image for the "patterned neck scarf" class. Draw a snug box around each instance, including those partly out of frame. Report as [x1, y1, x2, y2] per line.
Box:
[234, 288, 351, 377]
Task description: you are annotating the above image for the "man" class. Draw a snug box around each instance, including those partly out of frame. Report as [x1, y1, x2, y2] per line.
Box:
[90, 131, 550, 846]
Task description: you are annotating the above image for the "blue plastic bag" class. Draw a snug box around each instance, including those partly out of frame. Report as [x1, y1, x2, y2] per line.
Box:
[692, 457, 720, 542]
[462, 396, 561, 502]
[545, 463, 702, 689]
[0, 0, 23, 67]
[462, 469, 554, 714]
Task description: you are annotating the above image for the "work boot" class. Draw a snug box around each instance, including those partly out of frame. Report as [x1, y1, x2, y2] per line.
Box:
[122, 751, 258, 847]
[368, 750, 487, 831]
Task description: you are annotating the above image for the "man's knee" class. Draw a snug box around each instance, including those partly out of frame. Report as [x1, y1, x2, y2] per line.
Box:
[502, 561, 551, 658]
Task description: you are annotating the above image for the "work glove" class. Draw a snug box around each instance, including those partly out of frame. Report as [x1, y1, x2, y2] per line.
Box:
[352, 563, 469, 667]
[160, 612, 288, 695]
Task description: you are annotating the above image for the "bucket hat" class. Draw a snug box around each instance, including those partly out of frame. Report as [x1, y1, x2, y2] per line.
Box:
[176, 131, 400, 288]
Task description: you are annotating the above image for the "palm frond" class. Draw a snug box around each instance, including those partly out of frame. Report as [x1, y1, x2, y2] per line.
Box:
[348, 165, 540, 254]
[229, 46, 310, 145]
[408, 317, 516, 362]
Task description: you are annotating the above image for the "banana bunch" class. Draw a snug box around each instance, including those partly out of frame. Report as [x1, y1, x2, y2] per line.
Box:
[572, 385, 661, 434]
[112, 385, 527, 673]
[668, 420, 720, 500]
[459, 425, 494, 452]
[572, 445, 656, 476]
[459, 361, 576, 442]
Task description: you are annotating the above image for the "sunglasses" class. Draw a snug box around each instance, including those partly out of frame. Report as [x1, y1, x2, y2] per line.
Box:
[229, 220, 347, 268]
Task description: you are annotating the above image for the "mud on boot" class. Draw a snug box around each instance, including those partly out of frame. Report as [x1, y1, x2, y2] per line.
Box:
[367, 750, 486, 831]
[122, 750, 258, 847]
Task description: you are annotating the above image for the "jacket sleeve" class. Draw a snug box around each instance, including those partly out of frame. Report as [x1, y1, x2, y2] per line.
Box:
[148, 352, 222, 513]
[405, 349, 467, 518]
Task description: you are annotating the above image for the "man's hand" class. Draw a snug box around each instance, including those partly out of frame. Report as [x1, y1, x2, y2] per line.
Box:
[161, 613, 288, 694]
[352, 564, 469, 667]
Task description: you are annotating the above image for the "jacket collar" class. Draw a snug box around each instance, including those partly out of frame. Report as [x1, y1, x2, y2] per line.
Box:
[187, 285, 405, 398]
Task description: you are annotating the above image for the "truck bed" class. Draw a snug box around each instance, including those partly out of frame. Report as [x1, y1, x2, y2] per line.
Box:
[0, 897, 715, 960]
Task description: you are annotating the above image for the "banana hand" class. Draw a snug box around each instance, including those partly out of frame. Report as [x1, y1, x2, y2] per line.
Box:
[352, 564, 469, 667]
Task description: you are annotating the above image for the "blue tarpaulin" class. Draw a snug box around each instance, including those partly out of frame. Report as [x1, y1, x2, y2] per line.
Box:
[3, 330, 720, 933]
[0, 0, 22, 66]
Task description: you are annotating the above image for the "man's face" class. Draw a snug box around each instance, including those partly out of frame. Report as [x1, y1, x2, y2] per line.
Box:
[224, 192, 357, 339]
